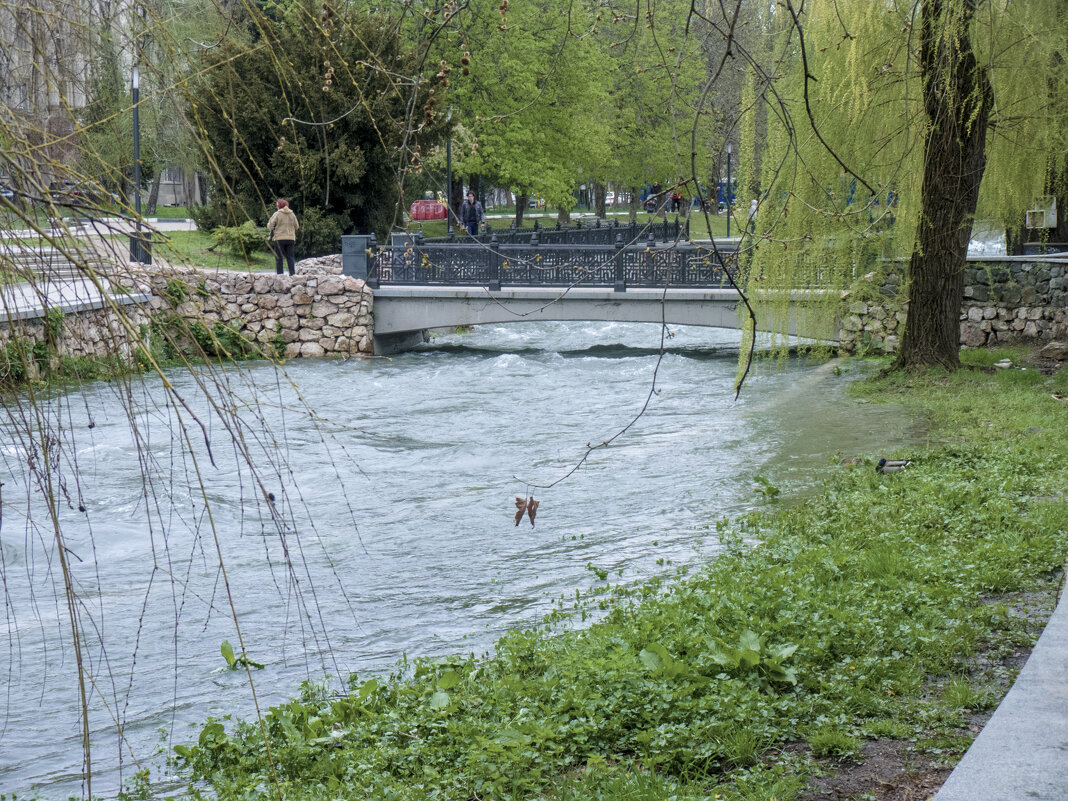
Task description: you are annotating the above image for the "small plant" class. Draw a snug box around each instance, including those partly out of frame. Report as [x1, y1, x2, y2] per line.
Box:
[164, 278, 188, 306]
[220, 640, 264, 671]
[942, 677, 990, 711]
[808, 724, 862, 758]
[753, 474, 780, 500]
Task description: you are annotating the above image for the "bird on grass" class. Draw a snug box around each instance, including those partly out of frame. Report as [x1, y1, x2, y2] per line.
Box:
[876, 458, 911, 474]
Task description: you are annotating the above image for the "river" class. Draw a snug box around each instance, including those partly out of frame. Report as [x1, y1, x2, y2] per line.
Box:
[0, 321, 923, 798]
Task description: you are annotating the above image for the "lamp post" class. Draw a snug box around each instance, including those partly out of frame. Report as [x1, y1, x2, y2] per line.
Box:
[132, 65, 141, 225]
[445, 107, 453, 235]
[726, 142, 732, 238]
[127, 63, 151, 263]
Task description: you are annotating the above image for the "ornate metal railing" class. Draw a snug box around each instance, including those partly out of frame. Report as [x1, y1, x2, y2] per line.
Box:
[420, 216, 689, 246]
[367, 233, 739, 291]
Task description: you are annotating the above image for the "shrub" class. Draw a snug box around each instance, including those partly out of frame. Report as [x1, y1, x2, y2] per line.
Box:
[211, 221, 270, 258]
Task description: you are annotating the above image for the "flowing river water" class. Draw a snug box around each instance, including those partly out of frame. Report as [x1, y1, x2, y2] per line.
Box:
[0, 321, 924, 797]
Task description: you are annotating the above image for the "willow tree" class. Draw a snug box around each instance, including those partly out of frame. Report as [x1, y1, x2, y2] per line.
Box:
[744, 0, 1068, 369]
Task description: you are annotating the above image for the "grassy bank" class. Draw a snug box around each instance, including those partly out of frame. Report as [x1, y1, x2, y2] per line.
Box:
[175, 352, 1067, 801]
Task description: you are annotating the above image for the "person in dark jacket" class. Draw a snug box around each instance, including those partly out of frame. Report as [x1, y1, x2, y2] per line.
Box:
[267, 198, 299, 275]
[459, 191, 484, 236]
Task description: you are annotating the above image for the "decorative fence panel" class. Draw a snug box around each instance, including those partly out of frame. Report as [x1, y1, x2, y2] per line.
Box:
[371, 240, 738, 290]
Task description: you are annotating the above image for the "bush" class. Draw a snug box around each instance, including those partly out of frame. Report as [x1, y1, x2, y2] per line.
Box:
[295, 206, 343, 259]
[211, 221, 270, 258]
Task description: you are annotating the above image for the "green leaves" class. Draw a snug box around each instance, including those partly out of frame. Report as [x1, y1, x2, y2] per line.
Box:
[707, 630, 799, 688]
[220, 640, 264, 671]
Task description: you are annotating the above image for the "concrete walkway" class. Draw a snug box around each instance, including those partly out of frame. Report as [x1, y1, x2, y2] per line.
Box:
[1, 275, 150, 323]
[934, 579, 1068, 800]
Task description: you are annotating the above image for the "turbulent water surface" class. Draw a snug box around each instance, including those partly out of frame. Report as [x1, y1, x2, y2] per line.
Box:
[0, 321, 923, 797]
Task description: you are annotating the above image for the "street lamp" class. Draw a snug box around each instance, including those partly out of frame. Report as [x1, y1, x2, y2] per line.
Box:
[445, 107, 453, 235]
[132, 65, 141, 225]
[726, 142, 732, 238]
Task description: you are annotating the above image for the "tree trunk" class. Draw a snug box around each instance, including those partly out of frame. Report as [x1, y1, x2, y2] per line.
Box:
[448, 175, 463, 232]
[556, 206, 570, 225]
[894, 0, 992, 370]
[515, 191, 528, 226]
[593, 181, 606, 218]
[146, 176, 160, 215]
[628, 187, 640, 223]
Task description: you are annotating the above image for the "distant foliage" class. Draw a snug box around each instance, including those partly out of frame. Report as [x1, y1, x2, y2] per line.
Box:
[188, 5, 447, 239]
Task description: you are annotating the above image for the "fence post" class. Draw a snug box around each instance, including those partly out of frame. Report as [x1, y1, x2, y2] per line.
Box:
[614, 233, 625, 292]
[367, 233, 380, 288]
[488, 233, 501, 291]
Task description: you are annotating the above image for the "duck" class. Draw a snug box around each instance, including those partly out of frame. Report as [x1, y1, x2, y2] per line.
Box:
[876, 458, 911, 473]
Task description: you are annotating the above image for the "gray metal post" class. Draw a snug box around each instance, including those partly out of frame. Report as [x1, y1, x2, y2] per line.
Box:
[488, 233, 501, 291]
[614, 233, 626, 292]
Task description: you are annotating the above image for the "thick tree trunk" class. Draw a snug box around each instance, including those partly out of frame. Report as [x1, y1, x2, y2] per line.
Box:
[556, 206, 570, 225]
[515, 192, 528, 226]
[448, 175, 463, 231]
[593, 181, 606, 218]
[895, 0, 992, 370]
[628, 186, 640, 223]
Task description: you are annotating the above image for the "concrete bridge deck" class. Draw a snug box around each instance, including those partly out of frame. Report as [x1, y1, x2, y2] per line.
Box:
[371, 284, 840, 353]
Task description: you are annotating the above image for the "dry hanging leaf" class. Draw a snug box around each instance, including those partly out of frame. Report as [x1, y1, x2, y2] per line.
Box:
[514, 495, 527, 526]
[526, 497, 539, 527]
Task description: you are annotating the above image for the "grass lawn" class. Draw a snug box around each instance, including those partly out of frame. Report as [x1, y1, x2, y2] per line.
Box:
[160, 229, 274, 272]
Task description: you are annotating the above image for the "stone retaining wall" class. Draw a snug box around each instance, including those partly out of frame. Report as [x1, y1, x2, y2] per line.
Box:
[134, 257, 374, 359]
[0, 302, 150, 362]
[1, 256, 373, 377]
[839, 257, 1068, 353]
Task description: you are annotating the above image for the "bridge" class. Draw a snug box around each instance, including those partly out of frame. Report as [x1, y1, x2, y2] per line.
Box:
[343, 233, 841, 354]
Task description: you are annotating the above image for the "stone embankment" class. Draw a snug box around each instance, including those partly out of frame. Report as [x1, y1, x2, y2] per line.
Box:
[0, 255, 373, 372]
[839, 257, 1068, 354]
[133, 256, 374, 358]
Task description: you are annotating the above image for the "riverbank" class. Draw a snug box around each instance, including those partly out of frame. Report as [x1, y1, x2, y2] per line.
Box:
[173, 348, 1067, 801]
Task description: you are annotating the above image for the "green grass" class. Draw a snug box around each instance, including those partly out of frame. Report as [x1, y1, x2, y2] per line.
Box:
[171, 352, 1068, 801]
[148, 205, 192, 219]
[159, 229, 274, 272]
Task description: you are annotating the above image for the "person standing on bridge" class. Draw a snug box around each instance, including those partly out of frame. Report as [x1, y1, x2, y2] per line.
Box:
[460, 190, 484, 237]
[267, 198, 299, 275]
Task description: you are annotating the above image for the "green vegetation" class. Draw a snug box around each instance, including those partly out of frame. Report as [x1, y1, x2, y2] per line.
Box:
[410, 212, 730, 241]
[160, 230, 274, 272]
[175, 353, 1068, 800]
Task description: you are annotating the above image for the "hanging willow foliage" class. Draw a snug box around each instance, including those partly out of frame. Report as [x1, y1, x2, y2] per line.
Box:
[739, 0, 1068, 364]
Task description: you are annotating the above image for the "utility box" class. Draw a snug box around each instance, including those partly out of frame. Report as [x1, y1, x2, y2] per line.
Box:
[341, 235, 371, 279]
[1025, 196, 1057, 229]
[129, 231, 152, 264]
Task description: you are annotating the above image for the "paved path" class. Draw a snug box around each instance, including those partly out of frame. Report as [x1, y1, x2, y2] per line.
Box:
[1, 275, 150, 323]
[934, 580, 1068, 801]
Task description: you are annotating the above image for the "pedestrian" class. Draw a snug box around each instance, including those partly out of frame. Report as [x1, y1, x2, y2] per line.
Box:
[671, 190, 682, 213]
[748, 198, 758, 234]
[267, 198, 299, 275]
[459, 190, 484, 236]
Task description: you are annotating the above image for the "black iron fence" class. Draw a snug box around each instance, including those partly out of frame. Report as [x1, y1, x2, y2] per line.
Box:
[365, 232, 739, 291]
[421, 216, 689, 246]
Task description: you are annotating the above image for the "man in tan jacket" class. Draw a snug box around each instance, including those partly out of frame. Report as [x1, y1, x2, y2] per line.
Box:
[267, 198, 299, 275]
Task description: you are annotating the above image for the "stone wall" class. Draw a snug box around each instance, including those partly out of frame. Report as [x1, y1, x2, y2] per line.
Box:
[1, 256, 374, 378]
[0, 302, 150, 361]
[132, 256, 374, 359]
[839, 257, 1068, 353]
